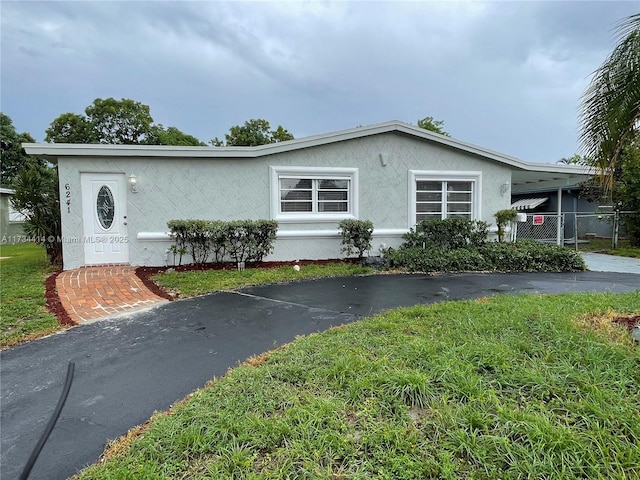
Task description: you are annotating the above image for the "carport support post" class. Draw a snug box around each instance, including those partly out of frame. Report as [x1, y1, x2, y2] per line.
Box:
[613, 209, 619, 249]
[574, 212, 578, 252]
[556, 187, 562, 246]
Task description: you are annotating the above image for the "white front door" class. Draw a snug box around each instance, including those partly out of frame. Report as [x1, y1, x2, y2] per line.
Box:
[81, 173, 129, 265]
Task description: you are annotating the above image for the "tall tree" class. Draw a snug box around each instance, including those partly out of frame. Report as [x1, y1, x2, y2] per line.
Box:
[417, 116, 450, 136]
[45, 98, 205, 146]
[45, 112, 95, 144]
[150, 125, 207, 146]
[214, 119, 294, 146]
[85, 97, 155, 144]
[1, 113, 38, 186]
[579, 14, 640, 199]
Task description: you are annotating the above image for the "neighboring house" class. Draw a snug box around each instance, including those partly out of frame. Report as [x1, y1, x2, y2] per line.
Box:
[0, 187, 27, 243]
[24, 121, 591, 270]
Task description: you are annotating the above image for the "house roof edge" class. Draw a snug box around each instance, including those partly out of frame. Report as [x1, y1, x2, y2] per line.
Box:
[20, 121, 595, 177]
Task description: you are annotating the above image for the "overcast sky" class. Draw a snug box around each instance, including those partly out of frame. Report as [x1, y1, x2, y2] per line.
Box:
[1, 1, 637, 162]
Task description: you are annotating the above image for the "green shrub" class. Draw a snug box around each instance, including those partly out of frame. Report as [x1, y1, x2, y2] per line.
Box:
[338, 219, 374, 258]
[167, 219, 278, 266]
[208, 221, 229, 263]
[479, 240, 586, 272]
[386, 241, 586, 273]
[493, 209, 518, 242]
[226, 220, 278, 264]
[167, 219, 190, 265]
[385, 247, 489, 272]
[402, 219, 488, 250]
[186, 219, 213, 264]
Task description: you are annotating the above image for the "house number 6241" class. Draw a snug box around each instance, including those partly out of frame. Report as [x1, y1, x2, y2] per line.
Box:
[64, 183, 71, 213]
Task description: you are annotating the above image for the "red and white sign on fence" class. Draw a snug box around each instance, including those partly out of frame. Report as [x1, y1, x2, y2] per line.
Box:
[532, 215, 544, 226]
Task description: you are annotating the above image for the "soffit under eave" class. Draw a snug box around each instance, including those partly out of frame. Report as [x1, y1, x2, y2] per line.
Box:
[511, 174, 591, 193]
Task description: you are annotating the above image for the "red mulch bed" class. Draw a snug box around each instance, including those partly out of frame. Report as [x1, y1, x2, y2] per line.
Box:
[612, 315, 640, 331]
[44, 270, 76, 326]
[135, 259, 359, 302]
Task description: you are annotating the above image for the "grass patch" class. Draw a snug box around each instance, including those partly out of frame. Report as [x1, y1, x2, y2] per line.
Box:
[153, 262, 375, 298]
[578, 238, 640, 258]
[75, 291, 640, 479]
[607, 247, 640, 259]
[0, 243, 60, 347]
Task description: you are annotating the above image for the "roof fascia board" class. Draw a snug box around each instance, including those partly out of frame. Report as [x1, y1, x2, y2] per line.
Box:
[20, 120, 596, 178]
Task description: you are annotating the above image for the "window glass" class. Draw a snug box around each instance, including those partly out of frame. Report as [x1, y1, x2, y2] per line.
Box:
[279, 177, 350, 215]
[281, 202, 313, 212]
[417, 191, 442, 202]
[281, 178, 312, 190]
[447, 181, 472, 192]
[417, 181, 441, 191]
[414, 178, 476, 224]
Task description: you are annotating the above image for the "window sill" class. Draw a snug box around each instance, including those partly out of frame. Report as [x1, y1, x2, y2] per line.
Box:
[274, 213, 357, 223]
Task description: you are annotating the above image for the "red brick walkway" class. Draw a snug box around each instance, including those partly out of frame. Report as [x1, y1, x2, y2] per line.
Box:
[56, 266, 167, 323]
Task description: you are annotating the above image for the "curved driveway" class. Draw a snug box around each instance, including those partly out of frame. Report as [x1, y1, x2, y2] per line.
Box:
[2, 271, 639, 480]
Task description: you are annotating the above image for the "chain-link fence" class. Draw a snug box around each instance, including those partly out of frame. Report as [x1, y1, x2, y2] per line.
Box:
[514, 211, 636, 250]
[513, 214, 564, 244]
[572, 211, 635, 251]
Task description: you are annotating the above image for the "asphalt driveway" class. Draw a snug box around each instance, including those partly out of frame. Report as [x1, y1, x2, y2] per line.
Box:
[2, 272, 639, 480]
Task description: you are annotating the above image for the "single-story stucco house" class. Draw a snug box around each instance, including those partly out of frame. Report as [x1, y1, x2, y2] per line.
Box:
[24, 121, 592, 270]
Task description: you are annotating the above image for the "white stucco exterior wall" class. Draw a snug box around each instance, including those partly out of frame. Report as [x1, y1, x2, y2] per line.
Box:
[56, 131, 512, 269]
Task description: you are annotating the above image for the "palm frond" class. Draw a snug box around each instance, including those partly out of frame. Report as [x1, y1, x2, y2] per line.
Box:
[579, 15, 640, 199]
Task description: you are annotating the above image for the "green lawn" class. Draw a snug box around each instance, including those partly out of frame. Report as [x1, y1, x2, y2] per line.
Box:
[0, 243, 61, 347]
[578, 237, 640, 257]
[608, 247, 640, 259]
[76, 291, 640, 479]
[154, 263, 375, 298]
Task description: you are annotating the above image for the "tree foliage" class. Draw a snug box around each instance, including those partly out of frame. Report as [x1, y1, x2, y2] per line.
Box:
[11, 162, 62, 264]
[557, 154, 590, 165]
[85, 97, 155, 144]
[579, 14, 640, 199]
[614, 139, 640, 246]
[213, 118, 294, 146]
[1, 113, 38, 186]
[45, 97, 205, 146]
[45, 112, 96, 144]
[417, 116, 450, 136]
[150, 125, 207, 146]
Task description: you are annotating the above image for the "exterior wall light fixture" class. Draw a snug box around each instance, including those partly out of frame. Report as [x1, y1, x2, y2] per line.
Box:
[129, 173, 138, 193]
[500, 181, 510, 196]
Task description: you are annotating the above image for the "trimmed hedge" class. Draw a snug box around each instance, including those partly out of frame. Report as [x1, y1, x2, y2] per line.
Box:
[386, 240, 586, 273]
[479, 240, 586, 272]
[402, 219, 489, 250]
[167, 219, 278, 266]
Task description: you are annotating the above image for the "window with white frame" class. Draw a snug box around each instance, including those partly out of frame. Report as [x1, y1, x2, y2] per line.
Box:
[410, 171, 481, 225]
[270, 167, 358, 222]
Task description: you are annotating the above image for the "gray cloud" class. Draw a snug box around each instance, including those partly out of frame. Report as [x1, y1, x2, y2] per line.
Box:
[1, 1, 637, 162]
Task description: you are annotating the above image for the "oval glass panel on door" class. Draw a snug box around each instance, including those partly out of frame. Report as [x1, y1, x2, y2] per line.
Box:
[96, 185, 115, 230]
[81, 173, 129, 265]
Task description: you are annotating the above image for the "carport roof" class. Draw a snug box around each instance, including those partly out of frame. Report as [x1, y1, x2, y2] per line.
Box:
[24, 120, 593, 192]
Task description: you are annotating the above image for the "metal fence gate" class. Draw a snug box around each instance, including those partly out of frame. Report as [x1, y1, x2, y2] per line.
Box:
[513, 214, 564, 244]
[573, 211, 635, 251]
